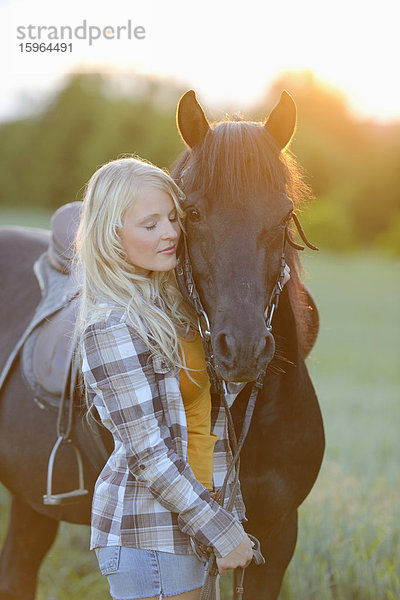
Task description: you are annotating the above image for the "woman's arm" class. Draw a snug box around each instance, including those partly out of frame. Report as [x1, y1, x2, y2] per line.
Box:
[81, 316, 245, 558]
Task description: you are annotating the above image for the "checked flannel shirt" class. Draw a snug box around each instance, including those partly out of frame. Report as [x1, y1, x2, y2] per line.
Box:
[81, 307, 246, 558]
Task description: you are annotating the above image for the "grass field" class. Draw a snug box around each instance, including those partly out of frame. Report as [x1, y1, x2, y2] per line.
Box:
[0, 209, 52, 230]
[0, 214, 399, 599]
[279, 252, 400, 600]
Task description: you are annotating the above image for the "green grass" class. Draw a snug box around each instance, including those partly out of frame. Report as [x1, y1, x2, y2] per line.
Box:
[0, 209, 52, 230]
[278, 252, 400, 600]
[0, 241, 399, 599]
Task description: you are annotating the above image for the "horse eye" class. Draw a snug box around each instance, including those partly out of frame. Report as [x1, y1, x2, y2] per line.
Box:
[187, 208, 201, 223]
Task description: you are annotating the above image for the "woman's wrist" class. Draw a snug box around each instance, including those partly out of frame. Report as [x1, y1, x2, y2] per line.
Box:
[207, 514, 245, 559]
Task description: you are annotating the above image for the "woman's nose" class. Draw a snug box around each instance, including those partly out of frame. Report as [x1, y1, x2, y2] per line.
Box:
[161, 220, 179, 240]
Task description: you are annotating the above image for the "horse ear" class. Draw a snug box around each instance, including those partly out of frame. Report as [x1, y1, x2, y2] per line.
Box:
[177, 90, 211, 148]
[264, 90, 297, 150]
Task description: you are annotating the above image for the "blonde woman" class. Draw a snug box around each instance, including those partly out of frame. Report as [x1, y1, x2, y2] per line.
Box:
[76, 157, 254, 600]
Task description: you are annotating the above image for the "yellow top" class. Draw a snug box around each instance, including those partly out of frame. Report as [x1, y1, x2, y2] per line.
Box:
[179, 332, 217, 491]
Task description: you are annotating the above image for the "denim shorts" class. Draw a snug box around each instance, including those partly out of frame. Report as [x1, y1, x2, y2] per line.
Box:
[95, 546, 206, 599]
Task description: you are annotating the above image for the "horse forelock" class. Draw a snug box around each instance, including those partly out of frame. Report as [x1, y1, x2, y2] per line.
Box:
[181, 121, 286, 202]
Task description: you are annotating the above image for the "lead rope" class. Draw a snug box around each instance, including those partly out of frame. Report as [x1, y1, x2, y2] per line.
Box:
[198, 373, 266, 600]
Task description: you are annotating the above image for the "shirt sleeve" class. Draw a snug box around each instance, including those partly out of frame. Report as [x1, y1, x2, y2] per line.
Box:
[81, 317, 245, 558]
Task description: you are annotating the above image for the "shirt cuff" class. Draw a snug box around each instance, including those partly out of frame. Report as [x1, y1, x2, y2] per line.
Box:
[210, 515, 245, 558]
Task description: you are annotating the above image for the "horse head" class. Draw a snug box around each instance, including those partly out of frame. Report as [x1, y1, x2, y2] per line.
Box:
[175, 90, 306, 382]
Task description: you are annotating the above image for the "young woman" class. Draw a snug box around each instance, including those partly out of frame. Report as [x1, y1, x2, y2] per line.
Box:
[76, 156, 256, 600]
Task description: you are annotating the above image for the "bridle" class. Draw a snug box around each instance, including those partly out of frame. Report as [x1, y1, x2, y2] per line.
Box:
[176, 196, 317, 383]
[176, 231, 286, 392]
[175, 190, 318, 600]
[265, 210, 318, 329]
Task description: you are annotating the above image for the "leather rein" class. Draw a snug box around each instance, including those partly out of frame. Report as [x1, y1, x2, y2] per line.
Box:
[175, 202, 318, 600]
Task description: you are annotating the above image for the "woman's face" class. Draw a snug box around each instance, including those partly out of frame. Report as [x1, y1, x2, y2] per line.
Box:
[119, 186, 181, 275]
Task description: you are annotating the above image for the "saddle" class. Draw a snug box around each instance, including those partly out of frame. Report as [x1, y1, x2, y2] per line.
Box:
[21, 202, 82, 408]
[0, 203, 82, 401]
[0, 202, 108, 505]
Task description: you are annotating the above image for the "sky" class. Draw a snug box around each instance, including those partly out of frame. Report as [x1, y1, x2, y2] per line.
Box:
[1, 0, 400, 123]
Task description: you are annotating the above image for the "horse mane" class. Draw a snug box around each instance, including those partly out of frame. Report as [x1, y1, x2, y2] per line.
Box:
[172, 115, 316, 357]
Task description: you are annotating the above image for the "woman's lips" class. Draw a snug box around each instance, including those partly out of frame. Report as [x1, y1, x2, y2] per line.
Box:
[158, 246, 176, 255]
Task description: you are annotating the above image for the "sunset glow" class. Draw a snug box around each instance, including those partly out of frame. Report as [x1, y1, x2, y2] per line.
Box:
[2, 0, 400, 122]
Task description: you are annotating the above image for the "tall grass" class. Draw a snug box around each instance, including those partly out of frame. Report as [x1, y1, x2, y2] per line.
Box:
[0, 240, 399, 598]
[279, 252, 400, 600]
[0, 209, 51, 229]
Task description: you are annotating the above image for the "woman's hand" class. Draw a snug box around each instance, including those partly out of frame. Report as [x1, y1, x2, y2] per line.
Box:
[216, 533, 254, 576]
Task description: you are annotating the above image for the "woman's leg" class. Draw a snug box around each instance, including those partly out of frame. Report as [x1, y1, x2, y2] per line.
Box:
[99, 547, 205, 600]
[164, 589, 202, 599]
[119, 590, 202, 600]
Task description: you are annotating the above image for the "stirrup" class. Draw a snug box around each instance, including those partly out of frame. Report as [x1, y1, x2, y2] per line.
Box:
[43, 436, 89, 505]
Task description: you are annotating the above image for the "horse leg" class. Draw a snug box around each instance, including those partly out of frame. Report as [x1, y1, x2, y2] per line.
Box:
[0, 494, 59, 600]
[235, 510, 298, 600]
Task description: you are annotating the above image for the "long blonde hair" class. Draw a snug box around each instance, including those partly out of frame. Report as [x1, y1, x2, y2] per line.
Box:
[75, 156, 197, 369]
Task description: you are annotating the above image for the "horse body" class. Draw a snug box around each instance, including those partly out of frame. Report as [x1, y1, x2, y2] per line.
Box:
[0, 91, 324, 600]
[0, 228, 108, 599]
[233, 290, 324, 598]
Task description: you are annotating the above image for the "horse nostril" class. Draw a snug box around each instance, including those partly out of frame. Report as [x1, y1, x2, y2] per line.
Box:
[263, 333, 276, 363]
[213, 329, 276, 374]
[214, 332, 234, 363]
[253, 334, 275, 370]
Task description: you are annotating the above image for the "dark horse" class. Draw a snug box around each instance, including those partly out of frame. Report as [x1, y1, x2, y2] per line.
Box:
[0, 90, 324, 599]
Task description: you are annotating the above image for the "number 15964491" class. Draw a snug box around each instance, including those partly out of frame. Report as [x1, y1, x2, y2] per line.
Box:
[19, 43, 73, 52]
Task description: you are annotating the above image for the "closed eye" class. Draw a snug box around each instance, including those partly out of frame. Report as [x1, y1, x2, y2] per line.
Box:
[145, 210, 177, 230]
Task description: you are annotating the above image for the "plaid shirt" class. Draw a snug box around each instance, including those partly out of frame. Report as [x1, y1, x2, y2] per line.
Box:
[81, 308, 246, 557]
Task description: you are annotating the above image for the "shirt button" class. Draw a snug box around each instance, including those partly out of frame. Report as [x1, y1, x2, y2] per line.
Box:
[139, 464, 146, 470]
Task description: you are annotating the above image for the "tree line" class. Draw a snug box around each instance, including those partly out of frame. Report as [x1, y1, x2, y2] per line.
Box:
[0, 71, 398, 253]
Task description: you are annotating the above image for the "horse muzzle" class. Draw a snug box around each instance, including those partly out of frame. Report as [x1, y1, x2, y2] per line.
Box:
[212, 328, 275, 382]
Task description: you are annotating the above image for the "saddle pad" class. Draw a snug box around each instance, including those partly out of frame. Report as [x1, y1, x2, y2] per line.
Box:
[20, 253, 81, 408]
[22, 294, 80, 407]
